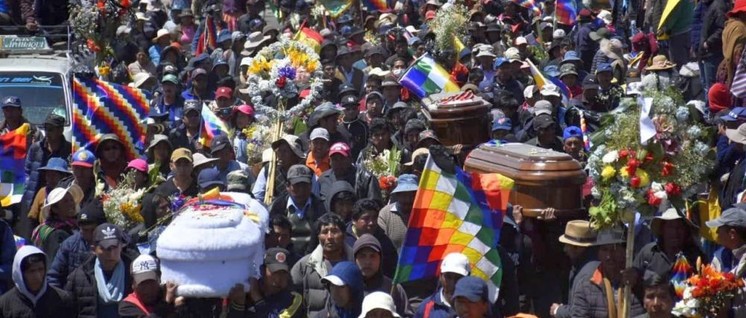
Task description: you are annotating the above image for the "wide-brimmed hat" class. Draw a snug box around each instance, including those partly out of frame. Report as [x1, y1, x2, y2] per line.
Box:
[38, 157, 71, 175]
[152, 29, 170, 43]
[646, 55, 676, 71]
[589, 28, 611, 41]
[559, 220, 598, 247]
[271, 135, 306, 159]
[41, 184, 84, 219]
[147, 134, 172, 152]
[651, 207, 697, 237]
[726, 123, 746, 144]
[243, 31, 270, 51]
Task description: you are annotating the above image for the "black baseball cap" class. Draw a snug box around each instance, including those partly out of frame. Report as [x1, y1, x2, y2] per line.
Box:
[265, 247, 291, 273]
[210, 134, 231, 154]
[94, 223, 124, 248]
[533, 114, 555, 131]
[44, 113, 65, 127]
[78, 201, 107, 225]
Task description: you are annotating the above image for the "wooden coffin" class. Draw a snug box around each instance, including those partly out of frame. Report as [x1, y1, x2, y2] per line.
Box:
[421, 92, 491, 147]
[463, 143, 586, 218]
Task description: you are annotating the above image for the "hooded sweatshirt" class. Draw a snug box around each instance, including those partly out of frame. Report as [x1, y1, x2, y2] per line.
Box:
[324, 181, 356, 218]
[0, 245, 74, 318]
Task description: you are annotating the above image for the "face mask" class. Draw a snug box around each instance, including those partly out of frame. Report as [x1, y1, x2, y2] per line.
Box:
[393, 69, 403, 76]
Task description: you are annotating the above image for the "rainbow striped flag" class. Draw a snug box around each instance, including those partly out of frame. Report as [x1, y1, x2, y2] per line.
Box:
[199, 106, 229, 148]
[512, 0, 541, 15]
[295, 26, 324, 53]
[72, 77, 149, 161]
[398, 54, 460, 98]
[362, 0, 389, 12]
[393, 155, 514, 302]
[555, 0, 577, 25]
[319, 0, 353, 17]
[0, 123, 29, 207]
[670, 253, 692, 300]
[196, 16, 218, 56]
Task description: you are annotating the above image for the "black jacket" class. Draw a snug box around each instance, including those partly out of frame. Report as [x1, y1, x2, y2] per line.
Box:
[318, 166, 381, 205]
[168, 124, 198, 153]
[269, 193, 327, 256]
[64, 254, 135, 318]
[699, 0, 728, 58]
[0, 285, 74, 318]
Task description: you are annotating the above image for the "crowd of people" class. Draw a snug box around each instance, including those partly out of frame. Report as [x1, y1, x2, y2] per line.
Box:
[0, 0, 744, 316]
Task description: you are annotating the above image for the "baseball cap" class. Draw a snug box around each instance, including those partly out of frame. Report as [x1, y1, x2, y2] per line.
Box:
[72, 150, 96, 168]
[132, 254, 159, 285]
[310, 127, 330, 141]
[340, 94, 358, 106]
[322, 261, 364, 288]
[515, 36, 528, 45]
[706, 207, 746, 228]
[452, 276, 489, 303]
[563, 126, 583, 141]
[440, 252, 470, 276]
[404, 119, 427, 135]
[596, 63, 612, 74]
[329, 142, 351, 157]
[161, 74, 179, 85]
[265, 247, 291, 273]
[2, 96, 21, 108]
[417, 130, 440, 146]
[198, 168, 224, 190]
[353, 234, 382, 257]
[360, 292, 401, 318]
[391, 174, 418, 194]
[170, 147, 193, 163]
[227, 170, 250, 192]
[210, 134, 232, 154]
[493, 57, 509, 69]
[492, 117, 512, 131]
[94, 223, 124, 248]
[78, 201, 107, 224]
[184, 100, 201, 113]
[44, 113, 65, 127]
[271, 135, 306, 159]
[215, 87, 233, 100]
[582, 74, 600, 90]
[190, 68, 208, 80]
[540, 84, 561, 97]
[533, 100, 553, 116]
[590, 27, 611, 41]
[721, 107, 746, 122]
[533, 114, 556, 131]
[287, 164, 313, 185]
[127, 158, 149, 173]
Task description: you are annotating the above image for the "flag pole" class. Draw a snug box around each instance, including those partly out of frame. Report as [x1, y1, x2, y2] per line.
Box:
[621, 208, 635, 318]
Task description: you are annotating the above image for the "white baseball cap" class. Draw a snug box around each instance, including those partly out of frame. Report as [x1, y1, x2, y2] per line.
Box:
[310, 127, 330, 141]
[132, 254, 159, 285]
[359, 292, 401, 318]
[515, 36, 528, 46]
[440, 252, 470, 276]
[540, 83, 561, 97]
[523, 85, 536, 99]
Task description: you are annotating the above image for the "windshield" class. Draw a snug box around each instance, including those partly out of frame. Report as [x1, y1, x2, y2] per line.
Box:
[0, 72, 66, 125]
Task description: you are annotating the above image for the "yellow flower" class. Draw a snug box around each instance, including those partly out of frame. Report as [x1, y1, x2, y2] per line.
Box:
[636, 169, 651, 187]
[601, 165, 616, 181]
[619, 166, 630, 179]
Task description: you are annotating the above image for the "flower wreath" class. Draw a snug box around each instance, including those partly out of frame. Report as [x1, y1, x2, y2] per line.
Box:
[244, 36, 324, 124]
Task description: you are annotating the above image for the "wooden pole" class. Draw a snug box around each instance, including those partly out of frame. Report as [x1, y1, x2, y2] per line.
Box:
[621, 214, 636, 318]
[264, 100, 285, 206]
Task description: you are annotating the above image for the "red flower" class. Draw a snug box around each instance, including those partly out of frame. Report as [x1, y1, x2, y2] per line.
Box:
[619, 149, 629, 159]
[647, 189, 661, 206]
[378, 175, 396, 191]
[664, 183, 681, 197]
[86, 39, 100, 52]
[661, 161, 674, 176]
[630, 176, 641, 188]
[121, 0, 130, 7]
[627, 158, 639, 176]
[275, 76, 287, 89]
[97, 0, 105, 10]
[644, 151, 654, 163]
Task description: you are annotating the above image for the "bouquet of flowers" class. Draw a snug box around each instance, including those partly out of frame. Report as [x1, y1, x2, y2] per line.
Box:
[363, 148, 402, 200]
[69, 0, 134, 67]
[241, 123, 273, 165]
[243, 36, 323, 124]
[586, 90, 714, 228]
[429, 2, 469, 53]
[102, 170, 146, 231]
[673, 264, 745, 317]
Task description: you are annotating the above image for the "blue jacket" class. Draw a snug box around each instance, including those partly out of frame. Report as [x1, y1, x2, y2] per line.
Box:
[414, 289, 456, 318]
[47, 232, 93, 288]
[21, 138, 72, 224]
[149, 44, 164, 66]
[690, 1, 705, 49]
[0, 220, 15, 294]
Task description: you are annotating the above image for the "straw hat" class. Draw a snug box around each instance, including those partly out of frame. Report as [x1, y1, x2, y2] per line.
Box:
[152, 29, 170, 43]
[727, 123, 746, 145]
[646, 55, 676, 71]
[41, 184, 84, 219]
[559, 220, 598, 247]
[650, 207, 697, 237]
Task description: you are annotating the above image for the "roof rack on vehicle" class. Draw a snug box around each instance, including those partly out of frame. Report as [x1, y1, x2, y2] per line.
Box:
[0, 25, 73, 58]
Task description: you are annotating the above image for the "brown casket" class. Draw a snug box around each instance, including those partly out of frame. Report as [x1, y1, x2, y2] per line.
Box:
[420, 92, 491, 148]
[463, 143, 586, 218]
